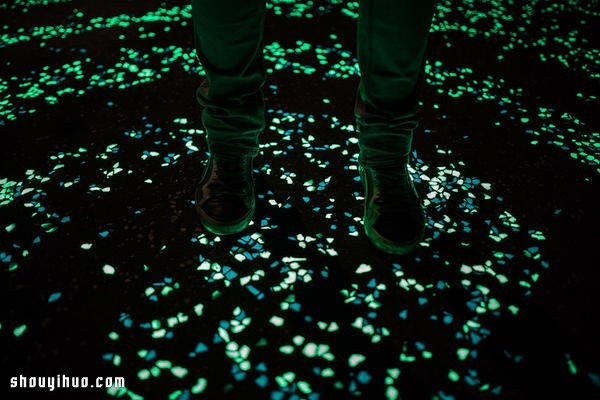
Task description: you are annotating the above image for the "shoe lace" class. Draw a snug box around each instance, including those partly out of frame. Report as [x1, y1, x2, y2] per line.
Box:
[371, 166, 414, 210]
[208, 155, 252, 196]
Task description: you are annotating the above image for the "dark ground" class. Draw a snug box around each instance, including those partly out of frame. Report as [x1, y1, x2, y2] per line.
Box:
[1, 0, 599, 399]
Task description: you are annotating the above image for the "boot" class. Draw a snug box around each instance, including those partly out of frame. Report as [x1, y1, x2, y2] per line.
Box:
[195, 153, 255, 235]
[360, 160, 425, 255]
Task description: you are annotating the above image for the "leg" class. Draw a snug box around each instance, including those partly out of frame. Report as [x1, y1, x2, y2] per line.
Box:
[356, 0, 434, 254]
[192, 0, 266, 234]
[192, 0, 266, 155]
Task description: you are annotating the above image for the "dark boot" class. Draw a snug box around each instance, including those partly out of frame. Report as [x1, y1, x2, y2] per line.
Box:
[360, 161, 425, 255]
[195, 153, 255, 235]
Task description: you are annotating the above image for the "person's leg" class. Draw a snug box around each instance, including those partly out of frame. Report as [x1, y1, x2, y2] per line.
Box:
[192, 0, 266, 234]
[356, 0, 434, 254]
[192, 0, 266, 155]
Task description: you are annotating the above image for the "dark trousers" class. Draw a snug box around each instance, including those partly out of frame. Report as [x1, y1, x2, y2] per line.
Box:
[192, 0, 434, 167]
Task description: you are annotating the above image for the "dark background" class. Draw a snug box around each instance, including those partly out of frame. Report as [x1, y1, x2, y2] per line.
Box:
[1, 0, 599, 399]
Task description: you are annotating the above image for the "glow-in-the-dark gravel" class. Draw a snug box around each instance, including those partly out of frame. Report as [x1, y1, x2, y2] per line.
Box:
[1, 0, 598, 399]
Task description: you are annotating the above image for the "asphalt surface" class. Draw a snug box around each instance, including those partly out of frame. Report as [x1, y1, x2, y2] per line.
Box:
[1, 0, 599, 399]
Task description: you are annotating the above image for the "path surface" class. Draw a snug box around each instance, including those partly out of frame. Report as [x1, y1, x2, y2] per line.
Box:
[1, 0, 599, 399]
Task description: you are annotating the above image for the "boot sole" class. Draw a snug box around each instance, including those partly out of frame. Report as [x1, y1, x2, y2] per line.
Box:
[195, 203, 254, 235]
[363, 218, 424, 255]
[360, 165, 425, 255]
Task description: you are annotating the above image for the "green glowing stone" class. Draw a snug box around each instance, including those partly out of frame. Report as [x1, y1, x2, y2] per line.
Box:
[457, 348, 470, 360]
[302, 343, 317, 357]
[488, 298, 501, 310]
[171, 366, 188, 378]
[138, 369, 150, 380]
[448, 370, 460, 382]
[349, 354, 366, 367]
[103, 264, 116, 275]
[386, 386, 399, 400]
[283, 371, 296, 382]
[293, 335, 305, 346]
[567, 359, 577, 375]
[356, 264, 372, 274]
[13, 324, 27, 337]
[297, 381, 311, 394]
[191, 378, 207, 394]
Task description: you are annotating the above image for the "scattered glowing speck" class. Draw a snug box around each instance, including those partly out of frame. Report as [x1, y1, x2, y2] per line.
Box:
[103, 264, 116, 275]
